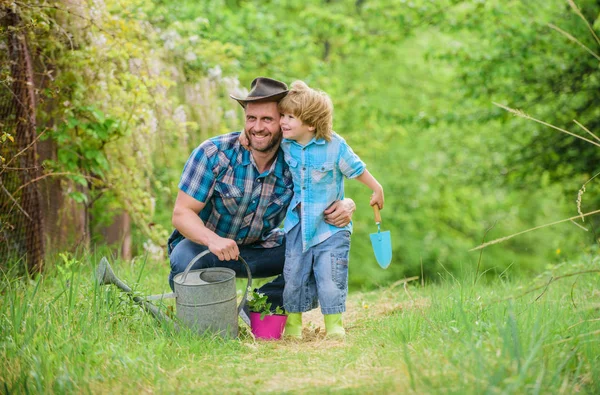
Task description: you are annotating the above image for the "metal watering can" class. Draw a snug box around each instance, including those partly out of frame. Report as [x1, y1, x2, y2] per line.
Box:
[96, 250, 252, 339]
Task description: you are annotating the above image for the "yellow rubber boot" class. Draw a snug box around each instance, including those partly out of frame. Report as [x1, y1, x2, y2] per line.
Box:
[324, 313, 345, 339]
[284, 313, 302, 339]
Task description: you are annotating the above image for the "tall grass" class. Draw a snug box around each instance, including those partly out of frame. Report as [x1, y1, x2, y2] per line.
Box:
[1, 251, 598, 393]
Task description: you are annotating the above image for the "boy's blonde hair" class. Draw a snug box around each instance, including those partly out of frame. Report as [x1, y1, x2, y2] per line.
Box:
[278, 80, 333, 141]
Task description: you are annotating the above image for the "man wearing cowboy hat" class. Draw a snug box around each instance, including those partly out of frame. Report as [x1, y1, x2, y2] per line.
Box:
[167, 77, 356, 311]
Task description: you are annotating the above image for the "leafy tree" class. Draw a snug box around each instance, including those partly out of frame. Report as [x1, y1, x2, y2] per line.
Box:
[436, 0, 600, 199]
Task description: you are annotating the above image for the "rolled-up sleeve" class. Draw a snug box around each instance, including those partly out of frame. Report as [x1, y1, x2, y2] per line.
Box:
[338, 141, 366, 179]
[178, 141, 218, 203]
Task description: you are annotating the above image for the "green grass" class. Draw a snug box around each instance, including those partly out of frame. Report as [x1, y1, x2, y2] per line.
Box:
[1, 251, 599, 393]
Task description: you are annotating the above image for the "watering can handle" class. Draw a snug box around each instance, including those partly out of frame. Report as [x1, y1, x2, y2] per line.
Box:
[181, 249, 252, 316]
[181, 249, 212, 283]
[236, 256, 252, 316]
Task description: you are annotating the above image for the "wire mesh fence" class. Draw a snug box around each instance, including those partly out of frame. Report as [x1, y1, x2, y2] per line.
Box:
[0, 8, 45, 273]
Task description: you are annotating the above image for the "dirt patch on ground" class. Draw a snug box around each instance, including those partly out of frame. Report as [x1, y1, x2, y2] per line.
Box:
[300, 283, 430, 336]
[234, 284, 429, 392]
[244, 282, 430, 345]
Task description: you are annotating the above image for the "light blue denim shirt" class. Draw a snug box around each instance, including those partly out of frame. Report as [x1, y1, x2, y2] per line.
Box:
[281, 132, 366, 252]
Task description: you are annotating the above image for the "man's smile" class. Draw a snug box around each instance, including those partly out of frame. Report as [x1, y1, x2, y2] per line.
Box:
[251, 131, 270, 139]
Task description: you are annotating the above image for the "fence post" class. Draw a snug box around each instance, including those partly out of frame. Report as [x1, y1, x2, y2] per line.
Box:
[0, 8, 45, 273]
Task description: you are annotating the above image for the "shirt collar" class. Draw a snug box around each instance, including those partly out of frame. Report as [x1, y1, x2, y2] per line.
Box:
[271, 148, 288, 177]
[240, 146, 252, 166]
[282, 137, 327, 147]
[240, 146, 286, 178]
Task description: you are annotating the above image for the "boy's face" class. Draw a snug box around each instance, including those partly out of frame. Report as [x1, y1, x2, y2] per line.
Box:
[244, 102, 282, 153]
[280, 113, 315, 145]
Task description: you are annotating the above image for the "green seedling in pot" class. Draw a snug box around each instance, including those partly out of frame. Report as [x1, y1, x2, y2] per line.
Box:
[247, 288, 285, 319]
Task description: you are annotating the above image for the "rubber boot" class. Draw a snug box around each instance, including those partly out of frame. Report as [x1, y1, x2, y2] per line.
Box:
[284, 313, 302, 339]
[324, 313, 345, 339]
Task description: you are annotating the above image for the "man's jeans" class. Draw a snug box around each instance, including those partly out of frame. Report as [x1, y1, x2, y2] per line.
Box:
[168, 238, 286, 309]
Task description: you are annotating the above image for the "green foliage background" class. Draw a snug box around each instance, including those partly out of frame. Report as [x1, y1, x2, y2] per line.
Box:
[10, 0, 600, 288]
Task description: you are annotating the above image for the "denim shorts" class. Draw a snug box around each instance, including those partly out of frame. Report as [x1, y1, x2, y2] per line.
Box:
[283, 222, 351, 315]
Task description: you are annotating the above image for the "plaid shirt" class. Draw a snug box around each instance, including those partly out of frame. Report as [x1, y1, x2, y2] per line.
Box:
[167, 132, 293, 253]
[282, 132, 366, 252]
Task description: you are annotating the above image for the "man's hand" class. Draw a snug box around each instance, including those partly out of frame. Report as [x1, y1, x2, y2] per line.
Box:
[208, 235, 240, 261]
[239, 131, 250, 151]
[324, 199, 356, 228]
[172, 191, 240, 261]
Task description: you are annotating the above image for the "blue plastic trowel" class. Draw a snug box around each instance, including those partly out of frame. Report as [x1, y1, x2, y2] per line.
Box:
[369, 205, 392, 269]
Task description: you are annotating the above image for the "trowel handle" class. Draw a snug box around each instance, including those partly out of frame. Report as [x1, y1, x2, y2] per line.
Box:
[372, 204, 381, 224]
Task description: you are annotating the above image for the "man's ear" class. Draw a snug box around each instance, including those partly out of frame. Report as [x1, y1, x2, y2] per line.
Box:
[308, 126, 315, 132]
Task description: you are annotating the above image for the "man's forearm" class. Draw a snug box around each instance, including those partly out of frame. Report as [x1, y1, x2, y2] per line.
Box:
[172, 207, 219, 246]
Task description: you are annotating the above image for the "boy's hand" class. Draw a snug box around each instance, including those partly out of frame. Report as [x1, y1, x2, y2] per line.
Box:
[370, 186, 384, 210]
[239, 131, 250, 151]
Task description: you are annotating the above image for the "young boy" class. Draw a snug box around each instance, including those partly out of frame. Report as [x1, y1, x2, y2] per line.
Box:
[242, 81, 384, 339]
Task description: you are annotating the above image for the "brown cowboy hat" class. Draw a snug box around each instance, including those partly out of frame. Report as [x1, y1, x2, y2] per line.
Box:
[230, 77, 288, 107]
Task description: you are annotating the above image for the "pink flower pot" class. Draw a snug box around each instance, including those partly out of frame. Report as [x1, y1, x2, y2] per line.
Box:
[250, 312, 287, 340]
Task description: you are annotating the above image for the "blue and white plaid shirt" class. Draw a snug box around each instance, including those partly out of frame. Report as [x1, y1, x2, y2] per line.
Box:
[281, 132, 366, 252]
[167, 132, 293, 253]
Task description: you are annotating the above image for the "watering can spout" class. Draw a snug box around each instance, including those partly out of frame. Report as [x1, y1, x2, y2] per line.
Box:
[96, 257, 130, 292]
[95, 252, 253, 338]
[95, 257, 178, 330]
[96, 257, 110, 285]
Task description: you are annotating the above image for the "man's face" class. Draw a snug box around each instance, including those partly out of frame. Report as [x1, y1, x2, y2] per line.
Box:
[244, 102, 282, 153]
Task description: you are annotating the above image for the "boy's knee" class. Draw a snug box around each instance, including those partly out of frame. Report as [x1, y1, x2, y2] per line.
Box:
[318, 281, 346, 301]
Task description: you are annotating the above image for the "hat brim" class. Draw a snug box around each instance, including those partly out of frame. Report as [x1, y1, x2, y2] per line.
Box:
[230, 91, 289, 108]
